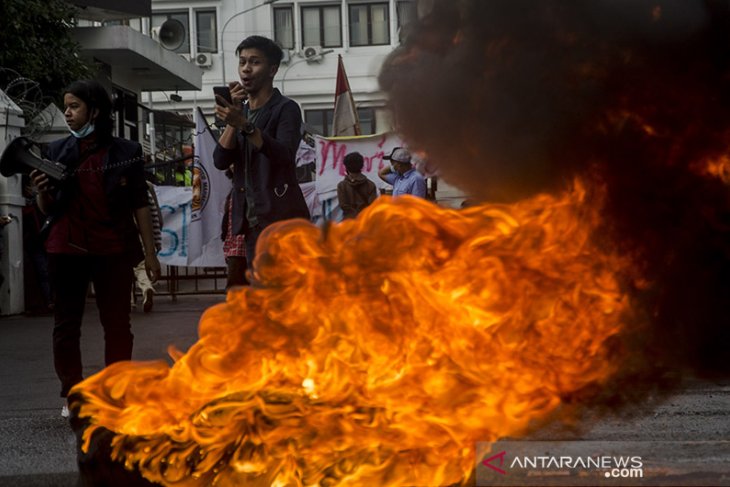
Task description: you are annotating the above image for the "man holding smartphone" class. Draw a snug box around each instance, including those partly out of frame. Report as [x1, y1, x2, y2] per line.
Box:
[213, 35, 310, 279]
[212, 85, 239, 127]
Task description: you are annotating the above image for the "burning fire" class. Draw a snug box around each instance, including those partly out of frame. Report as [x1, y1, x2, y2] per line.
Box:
[72, 180, 635, 486]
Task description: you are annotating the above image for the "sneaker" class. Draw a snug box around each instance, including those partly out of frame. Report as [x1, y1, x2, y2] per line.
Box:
[143, 289, 154, 313]
[61, 404, 69, 418]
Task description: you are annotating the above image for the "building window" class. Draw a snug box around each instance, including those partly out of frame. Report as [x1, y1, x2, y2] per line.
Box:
[396, 0, 416, 43]
[152, 9, 218, 54]
[305, 109, 334, 136]
[196, 10, 217, 53]
[305, 107, 377, 136]
[274, 6, 295, 49]
[302, 5, 342, 47]
[349, 3, 389, 46]
[112, 87, 139, 141]
[357, 107, 376, 135]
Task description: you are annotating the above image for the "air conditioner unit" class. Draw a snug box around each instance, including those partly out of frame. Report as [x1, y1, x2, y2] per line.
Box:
[195, 52, 213, 68]
[302, 45, 323, 62]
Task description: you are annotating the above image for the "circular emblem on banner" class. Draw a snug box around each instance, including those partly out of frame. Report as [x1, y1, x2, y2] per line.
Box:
[191, 161, 210, 222]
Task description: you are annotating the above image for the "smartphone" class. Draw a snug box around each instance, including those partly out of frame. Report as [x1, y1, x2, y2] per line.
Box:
[213, 86, 232, 127]
[213, 85, 232, 105]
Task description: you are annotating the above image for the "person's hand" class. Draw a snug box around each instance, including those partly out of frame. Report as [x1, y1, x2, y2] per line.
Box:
[30, 169, 51, 194]
[0, 215, 12, 227]
[145, 253, 161, 283]
[228, 81, 246, 105]
[214, 93, 246, 130]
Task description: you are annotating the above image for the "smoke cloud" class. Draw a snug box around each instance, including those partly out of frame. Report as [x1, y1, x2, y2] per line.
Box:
[381, 0, 730, 379]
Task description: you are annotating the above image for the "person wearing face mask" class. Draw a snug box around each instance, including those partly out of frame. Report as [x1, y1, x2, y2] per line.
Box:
[29, 79, 161, 418]
[378, 147, 427, 198]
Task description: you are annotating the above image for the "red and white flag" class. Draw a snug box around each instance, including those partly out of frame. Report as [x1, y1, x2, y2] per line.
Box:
[332, 55, 360, 137]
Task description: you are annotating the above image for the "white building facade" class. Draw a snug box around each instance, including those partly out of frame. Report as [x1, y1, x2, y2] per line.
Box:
[147, 0, 417, 135]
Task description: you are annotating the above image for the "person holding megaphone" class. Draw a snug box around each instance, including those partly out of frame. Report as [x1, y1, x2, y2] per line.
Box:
[29, 79, 161, 418]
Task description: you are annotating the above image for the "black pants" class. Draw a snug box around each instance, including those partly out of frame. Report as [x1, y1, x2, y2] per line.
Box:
[244, 224, 264, 272]
[225, 256, 249, 290]
[49, 254, 134, 397]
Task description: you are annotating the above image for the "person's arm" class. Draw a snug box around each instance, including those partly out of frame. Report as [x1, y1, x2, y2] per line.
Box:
[337, 182, 354, 217]
[213, 88, 245, 170]
[257, 101, 302, 168]
[126, 145, 160, 281]
[378, 166, 397, 185]
[367, 182, 378, 204]
[217, 124, 239, 150]
[213, 132, 240, 171]
[134, 205, 161, 282]
[217, 81, 248, 150]
[146, 183, 163, 251]
[148, 182, 163, 228]
[30, 169, 55, 215]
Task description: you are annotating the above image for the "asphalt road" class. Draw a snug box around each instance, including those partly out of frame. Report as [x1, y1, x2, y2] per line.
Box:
[0, 295, 221, 487]
[0, 294, 727, 486]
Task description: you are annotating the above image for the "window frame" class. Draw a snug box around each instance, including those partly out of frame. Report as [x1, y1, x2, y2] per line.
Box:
[301, 4, 343, 48]
[112, 86, 139, 141]
[195, 9, 218, 54]
[348, 2, 390, 47]
[396, 0, 416, 43]
[305, 107, 377, 136]
[151, 7, 218, 55]
[304, 108, 334, 137]
[274, 5, 295, 50]
[356, 107, 376, 135]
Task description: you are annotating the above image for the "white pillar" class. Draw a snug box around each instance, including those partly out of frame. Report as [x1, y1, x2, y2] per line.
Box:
[0, 89, 26, 315]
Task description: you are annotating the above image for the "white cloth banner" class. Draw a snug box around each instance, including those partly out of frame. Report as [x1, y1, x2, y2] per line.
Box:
[300, 181, 319, 219]
[155, 185, 193, 266]
[187, 108, 228, 267]
[314, 132, 403, 199]
[313, 132, 402, 222]
[157, 182, 319, 266]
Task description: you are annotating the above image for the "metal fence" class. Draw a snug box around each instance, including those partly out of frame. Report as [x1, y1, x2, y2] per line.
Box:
[132, 265, 227, 304]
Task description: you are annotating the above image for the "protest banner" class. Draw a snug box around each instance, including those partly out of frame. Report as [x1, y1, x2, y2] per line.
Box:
[154, 185, 192, 267]
[160, 130, 399, 263]
[314, 132, 403, 196]
[314, 132, 403, 221]
[188, 108, 228, 267]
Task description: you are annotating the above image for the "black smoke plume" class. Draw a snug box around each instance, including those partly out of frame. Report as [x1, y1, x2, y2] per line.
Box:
[380, 0, 730, 380]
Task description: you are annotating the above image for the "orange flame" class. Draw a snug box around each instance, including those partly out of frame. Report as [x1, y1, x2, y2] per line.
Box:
[693, 154, 730, 184]
[73, 180, 634, 486]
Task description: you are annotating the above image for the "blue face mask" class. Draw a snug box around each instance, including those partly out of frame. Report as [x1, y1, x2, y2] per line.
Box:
[68, 121, 95, 139]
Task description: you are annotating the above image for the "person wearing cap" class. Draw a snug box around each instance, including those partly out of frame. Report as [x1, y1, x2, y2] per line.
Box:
[378, 147, 427, 198]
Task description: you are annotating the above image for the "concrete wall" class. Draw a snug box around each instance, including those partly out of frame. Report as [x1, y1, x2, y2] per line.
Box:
[0, 90, 26, 315]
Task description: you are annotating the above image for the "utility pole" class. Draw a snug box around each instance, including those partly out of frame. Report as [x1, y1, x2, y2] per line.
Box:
[219, 0, 281, 83]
